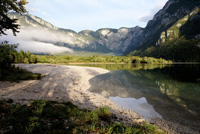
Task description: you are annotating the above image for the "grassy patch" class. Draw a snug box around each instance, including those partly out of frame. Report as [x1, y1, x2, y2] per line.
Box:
[0, 100, 163, 134]
[0, 66, 42, 82]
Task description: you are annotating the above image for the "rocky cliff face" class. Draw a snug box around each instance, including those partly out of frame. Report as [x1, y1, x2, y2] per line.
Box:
[157, 7, 200, 45]
[8, 12, 143, 54]
[9, 12, 58, 30]
[126, 0, 200, 55]
[7, 0, 200, 55]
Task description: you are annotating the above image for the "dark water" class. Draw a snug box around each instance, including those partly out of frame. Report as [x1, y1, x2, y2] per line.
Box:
[75, 64, 200, 133]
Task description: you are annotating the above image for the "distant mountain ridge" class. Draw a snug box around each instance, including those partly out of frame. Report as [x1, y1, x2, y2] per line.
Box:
[8, 12, 143, 55]
[7, 0, 200, 59]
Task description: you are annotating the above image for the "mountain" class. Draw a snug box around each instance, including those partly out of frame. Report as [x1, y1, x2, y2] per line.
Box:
[126, 0, 200, 61]
[6, 0, 200, 61]
[8, 12, 143, 55]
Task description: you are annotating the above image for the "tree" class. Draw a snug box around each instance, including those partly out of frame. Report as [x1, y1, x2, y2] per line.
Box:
[0, 0, 28, 36]
[0, 41, 17, 68]
[29, 55, 37, 63]
[23, 57, 28, 63]
[18, 49, 25, 63]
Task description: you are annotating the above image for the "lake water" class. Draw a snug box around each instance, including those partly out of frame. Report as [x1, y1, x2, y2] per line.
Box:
[74, 64, 200, 133]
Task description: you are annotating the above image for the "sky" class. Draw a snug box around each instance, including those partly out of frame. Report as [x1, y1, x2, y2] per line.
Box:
[25, 0, 168, 32]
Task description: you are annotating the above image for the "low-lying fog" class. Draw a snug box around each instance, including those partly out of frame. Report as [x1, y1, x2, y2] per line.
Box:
[0, 27, 74, 54]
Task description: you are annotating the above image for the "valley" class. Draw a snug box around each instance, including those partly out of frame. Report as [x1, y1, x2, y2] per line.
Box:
[1, 0, 200, 133]
[1, 0, 199, 62]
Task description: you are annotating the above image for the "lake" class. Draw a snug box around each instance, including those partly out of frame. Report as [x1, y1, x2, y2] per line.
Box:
[73, 63, 200, 133]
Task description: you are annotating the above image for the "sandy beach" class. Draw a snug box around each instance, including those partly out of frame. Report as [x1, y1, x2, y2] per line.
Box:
[0, 64, 145, 125]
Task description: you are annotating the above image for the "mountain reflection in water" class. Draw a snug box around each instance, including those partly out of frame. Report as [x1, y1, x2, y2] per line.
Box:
[109, 96, 162, 120]
[86, 64, 200, 133]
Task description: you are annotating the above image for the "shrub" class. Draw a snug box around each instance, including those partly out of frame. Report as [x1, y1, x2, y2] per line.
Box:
[0, 41, 17, 69]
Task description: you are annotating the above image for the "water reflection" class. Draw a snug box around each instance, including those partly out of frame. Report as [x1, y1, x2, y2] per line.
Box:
[87, 64, 200, 132]
[69, 63, 170, 71]
[109, 96, 162, 120]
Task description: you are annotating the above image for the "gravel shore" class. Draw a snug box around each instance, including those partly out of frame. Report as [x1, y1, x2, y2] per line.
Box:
[0, 64, 145, 125]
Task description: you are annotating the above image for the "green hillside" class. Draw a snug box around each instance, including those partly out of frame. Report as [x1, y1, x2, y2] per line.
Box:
[128, 2, 200, 62]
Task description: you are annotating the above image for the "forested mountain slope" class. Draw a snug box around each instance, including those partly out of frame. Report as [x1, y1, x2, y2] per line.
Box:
[127, 0, 200, 62]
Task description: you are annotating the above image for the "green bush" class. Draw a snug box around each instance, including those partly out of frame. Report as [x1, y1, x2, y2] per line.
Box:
[0, 41, 17, 69]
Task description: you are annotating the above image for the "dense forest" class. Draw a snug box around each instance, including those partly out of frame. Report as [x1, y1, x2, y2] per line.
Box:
[0, 41, 172, 66]
[130, 38, 200, 62]
[35, 55, 171, 64]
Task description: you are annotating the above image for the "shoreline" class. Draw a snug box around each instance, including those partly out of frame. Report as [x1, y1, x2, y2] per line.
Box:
[1, 64, 198, 133]
[0, 64, 145, 125]
[31, 62, 200, 66]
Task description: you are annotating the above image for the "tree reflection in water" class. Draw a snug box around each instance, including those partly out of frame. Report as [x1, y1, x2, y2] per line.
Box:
[87, 64, 200, 133]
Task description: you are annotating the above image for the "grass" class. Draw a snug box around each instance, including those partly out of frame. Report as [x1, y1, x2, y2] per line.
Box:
[0, 66, 42, 82]
[0, 100, 163, 134]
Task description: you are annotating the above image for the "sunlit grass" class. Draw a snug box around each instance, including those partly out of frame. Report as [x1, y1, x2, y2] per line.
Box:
[0, 99, 163, 134]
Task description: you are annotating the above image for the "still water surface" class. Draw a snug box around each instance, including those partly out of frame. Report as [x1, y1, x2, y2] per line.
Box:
[73, 64, 200, 132]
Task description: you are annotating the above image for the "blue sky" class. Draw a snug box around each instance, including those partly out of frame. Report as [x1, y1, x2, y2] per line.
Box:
[26, 0, 168, 32]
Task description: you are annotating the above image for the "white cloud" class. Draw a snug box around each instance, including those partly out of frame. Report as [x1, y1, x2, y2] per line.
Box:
[139, 15, 153, 23]
[16, 27, 74, 44]
[16, 41, 73, 54]
[42, 11, 49, 16]
[26, 7, 40, 13]
[26, 5, 50, 17]
[0, 29, 73, 54]
[139, 1, 167, 23]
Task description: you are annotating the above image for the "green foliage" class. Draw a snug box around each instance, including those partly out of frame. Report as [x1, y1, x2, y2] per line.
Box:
[35, 55, 171, 64]
[0, 0, 28, 35]
[0, 41, 17, 69]
[0, 66, 42, 82]
[11, 49, 38, 64]
[24, 57, 29, 64]
[131, 56, 171, 64]
[140, 38, 200, 62]
[95, 107, 111, 121]
[180, 8, 200, 39]
[0, 42, 41, 82]
[0, 100, 162, 134]
[0, 41, 171, 66]
[21, 51, 37, 63]
[0, 41, 38, 69]
[29, 55, 37, 63]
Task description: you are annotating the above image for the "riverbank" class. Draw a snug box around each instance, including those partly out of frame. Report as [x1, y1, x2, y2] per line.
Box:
[0, 64, 145, 125]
